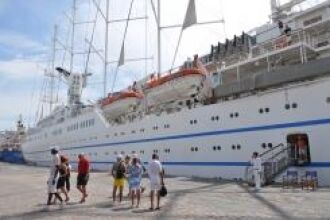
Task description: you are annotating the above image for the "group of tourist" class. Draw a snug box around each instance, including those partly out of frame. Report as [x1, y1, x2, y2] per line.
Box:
[47, 147, 89, 205]
[46, 147, 165, 210]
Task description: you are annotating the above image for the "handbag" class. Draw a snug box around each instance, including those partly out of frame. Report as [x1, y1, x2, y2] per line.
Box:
[159, 185, 167, 197]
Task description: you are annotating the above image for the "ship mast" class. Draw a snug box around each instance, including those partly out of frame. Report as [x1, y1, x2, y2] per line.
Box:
[104, 0, 110, 97]
[49, 25, 58, 112]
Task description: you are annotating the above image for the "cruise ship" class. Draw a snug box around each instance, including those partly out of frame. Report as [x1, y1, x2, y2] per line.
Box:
[22, 0, 330, 186]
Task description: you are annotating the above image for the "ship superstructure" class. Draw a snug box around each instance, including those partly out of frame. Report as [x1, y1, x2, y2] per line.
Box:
[22, 0, 330, 185]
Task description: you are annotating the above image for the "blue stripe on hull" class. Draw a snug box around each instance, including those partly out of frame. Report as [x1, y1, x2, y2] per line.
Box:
[51, 161, 330, 168]
[25, 118, 330, 155]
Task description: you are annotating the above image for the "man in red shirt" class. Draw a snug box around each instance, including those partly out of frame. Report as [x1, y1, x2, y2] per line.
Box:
[77, 153, 90, 203]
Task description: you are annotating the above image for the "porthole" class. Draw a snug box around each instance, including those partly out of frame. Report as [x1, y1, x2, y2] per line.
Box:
[232, 145, 236, 150]
[268, 143, 273, 148]
[211, 116, 215, 121]
[191, 147, 194, 152]
[235, 112, 239, 117]
[217, 146, 221, 150]
[215, 116, 219, 121]
[285, 104, 290, 110]
[265, 108, 270, 113]
[326, 97, 330, 103]
[259, 108, 264, 114]
[190, 120, 193, 124]
[193, 120, 197, 124]
[194, 147, 198, 152]
[230, 113, 234, 118]
[237, 145, 241, 150]
[292, 103, 298, 109]
[213, 146, 217, 151]
[262, 143, 267, 149]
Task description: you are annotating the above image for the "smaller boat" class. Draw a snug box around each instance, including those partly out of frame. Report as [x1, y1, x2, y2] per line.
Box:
[143, 68, 205, 107]
[100, 89, 144, 119]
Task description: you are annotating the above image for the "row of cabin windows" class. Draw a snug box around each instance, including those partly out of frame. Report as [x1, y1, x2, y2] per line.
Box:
[68, 142, 276, 158]
[52, 129, 62, 136]
[67, 119, 95, 132]
[285, 103, 298, 110]
[29, 102, 302, 142]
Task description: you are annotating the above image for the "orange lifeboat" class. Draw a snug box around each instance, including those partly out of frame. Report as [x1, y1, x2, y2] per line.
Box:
[143, 68, 205, 107]
[144, 68, 204, 90]
[100, 90, 143, 107]
[99, 90, 144, 118]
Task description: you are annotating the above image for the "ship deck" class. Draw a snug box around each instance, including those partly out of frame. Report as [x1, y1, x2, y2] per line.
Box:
[1, 162, 330, 219]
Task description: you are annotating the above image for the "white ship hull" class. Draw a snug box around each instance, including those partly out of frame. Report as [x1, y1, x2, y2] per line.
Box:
[22, 77, 330, 185]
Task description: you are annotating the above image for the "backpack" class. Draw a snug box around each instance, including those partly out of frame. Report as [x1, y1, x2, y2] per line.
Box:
[116, 162, 126, 179]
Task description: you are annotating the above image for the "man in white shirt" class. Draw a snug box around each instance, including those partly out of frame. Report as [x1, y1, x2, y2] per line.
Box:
[147, 154, 164, 210]
[251, 152, 262, 191]
[47, 146, 63, 205]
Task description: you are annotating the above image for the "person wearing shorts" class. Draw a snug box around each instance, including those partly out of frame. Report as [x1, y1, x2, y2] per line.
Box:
[46, 147, 63, 206]
[111, 155, 126, 203]
[128, 157, 143, 208]
[77, 153, 90, 203]
[147, 154, 164, 210]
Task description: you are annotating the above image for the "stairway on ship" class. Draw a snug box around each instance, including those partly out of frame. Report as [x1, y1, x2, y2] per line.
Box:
[246, 133, 322, 186]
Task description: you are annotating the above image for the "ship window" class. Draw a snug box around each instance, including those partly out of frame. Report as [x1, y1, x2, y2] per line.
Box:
[285, 104, 290, 110]
[114, 133, 118, 136]
[235, 112, 239, 117]
[191, 147, 194, 152]
[215, 116, 219, 121]
[268, 143, 273, 148]
[213, 146, 216, 151]
[259, 108, 264, 114]
[262, 143, 267, 149]
[237, 145, 241, 150]
[292, 103, 298, 109]
[230, 113, 234, 118]
[105, 152, 109, 155]
[232, 145, 236, 150]
[120, 132, 125, 136]
[265, 107, 270, 113]
[211, 116, 215, 121]
[140, 128, 145, 132]
[131, 130, 136, 134]
[194, 120, 197, 124]
[217, 146, 221, 150]
[194, 147, 198, 152]
[326, 97, 330, 103]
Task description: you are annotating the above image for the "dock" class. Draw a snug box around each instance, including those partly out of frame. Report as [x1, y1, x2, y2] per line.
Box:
[0, 162, 329, 220]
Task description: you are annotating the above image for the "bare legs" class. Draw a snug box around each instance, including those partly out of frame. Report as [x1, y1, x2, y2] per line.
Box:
[131, 188, 141, 208]
[47, 193, 62, 205]
[150, 190, 160, 210]
[112, 185, 123, 203]
[77, 185, 87, 203]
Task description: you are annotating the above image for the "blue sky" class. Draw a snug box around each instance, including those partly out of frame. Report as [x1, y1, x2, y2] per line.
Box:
[0, 0, 275, 130]
[0, 0, 70, 130]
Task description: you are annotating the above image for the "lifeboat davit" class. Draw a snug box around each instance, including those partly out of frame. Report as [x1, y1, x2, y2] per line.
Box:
[143, 68, 204, 107]
[100, 90, 143, 118]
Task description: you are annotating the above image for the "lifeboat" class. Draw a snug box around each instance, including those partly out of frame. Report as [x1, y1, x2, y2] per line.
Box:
[100, 90, 143, 118]
[143, 68, 205, 107]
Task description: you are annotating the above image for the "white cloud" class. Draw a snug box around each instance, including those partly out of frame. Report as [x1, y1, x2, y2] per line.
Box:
[0, 58, 43, 80]
[0, 30, 48, 53]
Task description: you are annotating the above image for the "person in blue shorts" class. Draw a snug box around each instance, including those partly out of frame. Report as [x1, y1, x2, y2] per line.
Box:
[127, 157, 143, 208]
